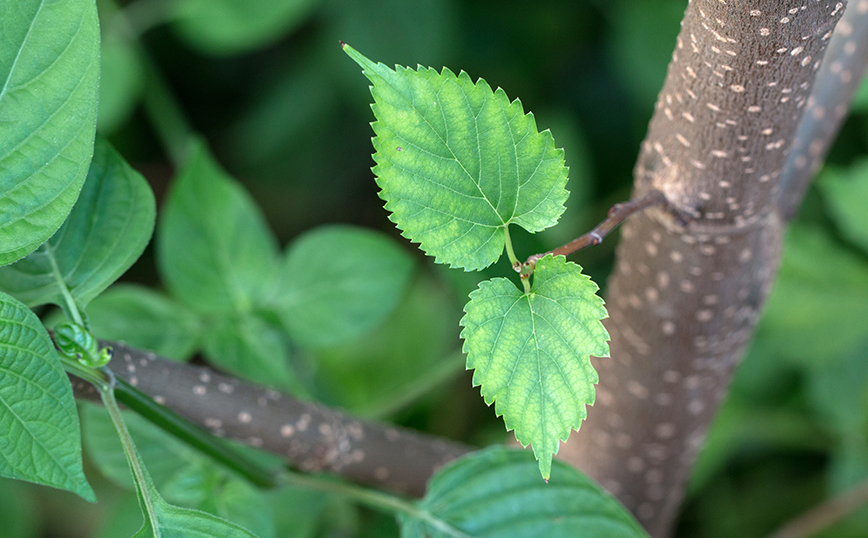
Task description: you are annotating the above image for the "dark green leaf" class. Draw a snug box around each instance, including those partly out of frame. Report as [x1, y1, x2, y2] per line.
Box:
[0, 292, 95, 501]
[158, 142, 279, 314]
[401, 447, 648, 538]
[460, 255, 609, 479]
[0, 0, 100, 265]
[0, 137, 156, 309]
[274, 225, 414, 348]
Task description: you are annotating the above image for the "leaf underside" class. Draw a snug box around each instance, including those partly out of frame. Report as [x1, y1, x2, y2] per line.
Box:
[460, 255, 609, 479]
[401, 447, 648, 538]
[344, 44, 569, 271]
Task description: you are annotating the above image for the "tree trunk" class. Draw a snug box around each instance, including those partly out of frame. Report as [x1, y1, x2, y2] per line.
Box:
[558, 1, 847, 536]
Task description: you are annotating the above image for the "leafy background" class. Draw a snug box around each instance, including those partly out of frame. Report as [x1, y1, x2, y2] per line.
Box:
[4, 0, 868, 536]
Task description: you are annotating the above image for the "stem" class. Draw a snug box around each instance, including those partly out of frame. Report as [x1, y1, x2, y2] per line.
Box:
[140, 53, 196, 166]
[113, 377, 280, 488]
[503, 225, 520, 268]
[523, 190, 670, 273]
[503, 225, 531, 293]
[43, 243, 85, 327]
[279, 471, 471, 538]
[103, 0, 194, 166]
[362, 350, 466, 419]
[766, 476, 868, 538]
[97, 369, 161, 529]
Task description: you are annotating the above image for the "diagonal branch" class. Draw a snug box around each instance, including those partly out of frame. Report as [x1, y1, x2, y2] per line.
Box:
[72, 341, 472, 498]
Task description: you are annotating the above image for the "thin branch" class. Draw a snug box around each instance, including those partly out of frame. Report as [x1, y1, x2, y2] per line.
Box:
[766, 477, 868, 538]
[521, 190, 670, 273]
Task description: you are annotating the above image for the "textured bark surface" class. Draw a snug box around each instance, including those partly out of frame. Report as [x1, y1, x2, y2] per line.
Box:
[72, 343, 470, 498]
[780, 0, 868, 218]
[558, 2, 845, 537]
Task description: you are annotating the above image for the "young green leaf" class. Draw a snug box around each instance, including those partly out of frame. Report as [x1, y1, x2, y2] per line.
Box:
[99, 39, 144, 134]
[759, 225, 868, 367]
[202, 315, 295, 390]
[158, 141, 279, 314]
[274, 225, 414, 348]
[460, 255, 609, 480]
[0, 292, 95, 501]
[401, 447, 648, 538]
[81, 285, 202, 362]
[311, 276, 461, 417]
[344, 44, 569, 271]
[170, 0, 319, 55]
[0, 0, 100, 265]
[0, 137, 156, 309]
[818, 161, 868, 254]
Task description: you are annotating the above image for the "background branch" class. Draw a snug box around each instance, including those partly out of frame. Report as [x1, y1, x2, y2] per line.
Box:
[72, 342, 472, 498]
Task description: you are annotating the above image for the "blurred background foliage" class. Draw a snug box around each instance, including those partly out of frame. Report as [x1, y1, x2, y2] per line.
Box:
[4, 0, 868, 536]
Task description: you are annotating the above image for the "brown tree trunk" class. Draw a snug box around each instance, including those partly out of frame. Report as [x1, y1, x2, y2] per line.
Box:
[558, 2, 846, 536]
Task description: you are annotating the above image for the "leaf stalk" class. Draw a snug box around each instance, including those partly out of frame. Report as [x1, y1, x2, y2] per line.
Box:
[522, 190, 671, 274]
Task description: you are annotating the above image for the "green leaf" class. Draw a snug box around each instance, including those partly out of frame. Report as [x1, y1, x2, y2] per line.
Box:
[760, 225, 868, 366]
[818, 161, 868, 253]
[311, 276, 461, 417]
[170, 0, 319, 55]
[194, 477, 275, 538]
[0, 292, 95, 501]
[98, 38, 144, 134]
[401, 447, 648, 538]
[0, 0, 100, 265]
[0, 137, 156, 309]
[274, 225, 414, 348]
[158, 141, 279, 314]
[460, 255, 608, 479]
[0, 476, 37, 538]
[132, 480, 262, 538]
[202, 314, 294, 390]
[344, 44, 569, 271]
[83, 402, 261, 537]
[82, 285, 202, 362]
[82, 402, 197, 492]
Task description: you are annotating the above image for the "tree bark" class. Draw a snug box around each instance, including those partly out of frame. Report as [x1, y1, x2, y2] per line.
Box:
[558, 2, 846, 536]
[72, 342, 470, 498]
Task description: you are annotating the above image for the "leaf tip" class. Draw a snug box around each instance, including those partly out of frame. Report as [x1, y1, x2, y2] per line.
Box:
[537, 453, 553, 482]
